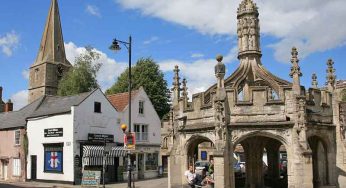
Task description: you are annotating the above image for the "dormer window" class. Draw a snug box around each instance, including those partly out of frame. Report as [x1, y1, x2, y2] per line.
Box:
[94, 102, 101, 113]
[139, 101, 144, 115]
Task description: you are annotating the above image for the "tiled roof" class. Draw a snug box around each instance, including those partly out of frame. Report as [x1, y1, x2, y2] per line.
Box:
[107, 90, 140, 112]
[28, 90, 95, 118]
[0, 96, 44, 129]
[0, 89, 97, 129]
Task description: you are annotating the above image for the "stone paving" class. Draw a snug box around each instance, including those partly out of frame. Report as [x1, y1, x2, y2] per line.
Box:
[0, 178, 168, 188]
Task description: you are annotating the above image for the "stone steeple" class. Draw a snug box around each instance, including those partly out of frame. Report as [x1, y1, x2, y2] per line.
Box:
[237, 0, 261, 59]
[289, 47, 302, 95]
[326, 59, 336, 92]
[28, 0, 71, 103]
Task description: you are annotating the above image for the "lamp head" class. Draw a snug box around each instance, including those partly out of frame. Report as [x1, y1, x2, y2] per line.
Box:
[109, 39, 121, 51]
[121, 123, 127, 133]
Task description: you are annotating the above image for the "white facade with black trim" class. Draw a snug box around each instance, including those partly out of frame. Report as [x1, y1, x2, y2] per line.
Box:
[26, 89, 123, 183]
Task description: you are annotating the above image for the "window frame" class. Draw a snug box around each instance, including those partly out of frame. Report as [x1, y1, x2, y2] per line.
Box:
[94, 102, 102, 113]
[133, 124, 149, 142]
[138, 101, 144, 115]
[12, 158, 21, 176]
[43, 143, 64, 174]
[14, 129, 20, 146]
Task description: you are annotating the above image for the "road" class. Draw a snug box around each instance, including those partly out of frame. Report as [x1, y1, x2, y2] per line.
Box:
[0, 177, 168, 188]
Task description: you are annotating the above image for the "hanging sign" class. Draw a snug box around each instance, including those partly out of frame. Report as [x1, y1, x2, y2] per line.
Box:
[124, 133, 136, 150]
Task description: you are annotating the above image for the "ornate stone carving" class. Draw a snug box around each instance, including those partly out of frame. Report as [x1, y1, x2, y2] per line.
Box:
[289, 47, 302, 78]
[326, 59, 336, 91]
[312, 73, 318, 88]
[214, 100, 226, 141]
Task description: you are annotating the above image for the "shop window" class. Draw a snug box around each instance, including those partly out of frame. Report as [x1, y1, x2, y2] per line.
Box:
[94, 102, 101, 113]
[44, 143, 63, 173]
[139, 101, 144, 115]
[145, 153, 158, 171]
[14, 130, 20, 145]
[12, 158, 21, 176]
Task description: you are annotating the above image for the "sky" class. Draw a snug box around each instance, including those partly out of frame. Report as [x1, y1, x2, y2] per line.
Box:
[0, 0, 345, 110]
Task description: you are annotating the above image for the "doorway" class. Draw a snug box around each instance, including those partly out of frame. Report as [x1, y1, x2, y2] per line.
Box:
[2, 160, 8, 180]
[31, 155, 37, 180]
[138, 154, 144, 179]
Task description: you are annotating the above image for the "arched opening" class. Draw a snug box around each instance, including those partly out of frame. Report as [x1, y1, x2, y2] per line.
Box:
[186, 136, 215, 175]
[234, 136, 288, 188]
[308, 136, 329, 187]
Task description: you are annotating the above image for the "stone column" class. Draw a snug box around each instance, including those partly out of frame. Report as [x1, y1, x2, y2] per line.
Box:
[168, 153, 184, 188]
[242, 137, 265, 188]
[266, 141, 281, 187]
[213, 152, 225, 188]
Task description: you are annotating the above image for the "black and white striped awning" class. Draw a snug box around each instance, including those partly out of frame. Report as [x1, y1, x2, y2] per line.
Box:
[82, 145, 127, 166]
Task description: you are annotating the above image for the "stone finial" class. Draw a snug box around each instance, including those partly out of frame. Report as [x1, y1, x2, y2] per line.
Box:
[312, 73, 318, 89]
[172, 65, 181, 106]
[326, 59, 336, 91]
[173, 65, 180, 89]
[289, 47, 302, 78]
[215, 55, 225, 76]
[182, 78, 188, 100]
[237, 0, 258, 16]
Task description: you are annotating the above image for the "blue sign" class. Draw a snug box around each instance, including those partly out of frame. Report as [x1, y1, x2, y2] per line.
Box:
[45, 151, 63, 172]
[201, 151, 207, 160]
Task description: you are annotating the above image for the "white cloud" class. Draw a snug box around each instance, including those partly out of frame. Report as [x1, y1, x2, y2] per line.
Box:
[22, 69, 29, 80]
[0, 31, 19, 57]
[11, 90, 28, 110]
[159, 47, 237, 97]
[115, 0, 346, 62]
[143, 36, 159, 45]
[86, 5, 101, 17]
[191, 53, 204, 58]
[64, 42, 127, 91]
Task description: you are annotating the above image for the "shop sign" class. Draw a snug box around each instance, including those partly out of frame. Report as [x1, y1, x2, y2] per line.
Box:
[124, 132, 136, 150]
[44, 128, 63, 137]
[88, 133, 114, 143]
[81, 170, 100, 187]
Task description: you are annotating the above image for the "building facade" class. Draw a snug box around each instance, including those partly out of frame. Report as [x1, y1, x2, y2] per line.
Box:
[0, 92, 43, 182]
[26, 89, 124, 183]
[107, 87, 161, 180]
[163, 0, 345, 188]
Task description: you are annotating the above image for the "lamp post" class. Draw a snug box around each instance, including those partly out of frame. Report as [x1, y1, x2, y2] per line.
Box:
[110, 36, 132, 188]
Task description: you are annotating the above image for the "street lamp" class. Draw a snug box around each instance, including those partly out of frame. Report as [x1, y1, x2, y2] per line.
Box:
[110, 36, 132, 188]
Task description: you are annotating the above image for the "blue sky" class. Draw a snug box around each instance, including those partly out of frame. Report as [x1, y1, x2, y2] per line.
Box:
[0, 0, 345, 109]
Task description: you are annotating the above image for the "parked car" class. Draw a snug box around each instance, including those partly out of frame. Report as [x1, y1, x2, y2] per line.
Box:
[195, 161, 210, 174]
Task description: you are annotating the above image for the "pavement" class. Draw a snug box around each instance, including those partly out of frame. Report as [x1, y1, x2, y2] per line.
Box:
[0, 177, 168, 188]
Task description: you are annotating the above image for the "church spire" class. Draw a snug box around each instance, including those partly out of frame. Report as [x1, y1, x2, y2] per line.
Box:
[237, 0, 261, 59]
[33, 0, 70, 66]
[28, 0, 71, 103]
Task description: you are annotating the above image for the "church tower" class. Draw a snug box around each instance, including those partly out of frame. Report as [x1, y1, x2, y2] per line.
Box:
[28, 0, 71, 103]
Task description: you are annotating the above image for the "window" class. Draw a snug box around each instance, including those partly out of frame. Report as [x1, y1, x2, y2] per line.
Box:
[201, 151, 207, 161]
[145, 153, 158, 170]
[139, 101, 144, 114]
[134, 124, 148, 142]
[94, 102, 101, 113]
[44, 143, 63, 173]
[14, 130, 20, 145]
[12, 158, 21, 176]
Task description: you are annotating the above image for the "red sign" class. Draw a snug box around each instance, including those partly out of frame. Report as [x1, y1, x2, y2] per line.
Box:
[124, 133, 136, 150]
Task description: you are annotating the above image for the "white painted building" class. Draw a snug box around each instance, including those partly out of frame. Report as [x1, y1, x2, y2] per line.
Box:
[107, 86, 161, 180]
[26, 89, 125, 183]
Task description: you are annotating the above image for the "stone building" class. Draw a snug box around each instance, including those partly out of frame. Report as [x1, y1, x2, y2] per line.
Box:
[28, 0, 71, 103]
[162, 0, 346, 187]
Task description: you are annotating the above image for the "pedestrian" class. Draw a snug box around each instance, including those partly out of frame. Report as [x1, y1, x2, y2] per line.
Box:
[185, 165, 196, 188]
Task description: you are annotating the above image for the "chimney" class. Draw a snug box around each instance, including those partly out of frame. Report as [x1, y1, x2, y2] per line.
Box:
[4, 99, 13, 112]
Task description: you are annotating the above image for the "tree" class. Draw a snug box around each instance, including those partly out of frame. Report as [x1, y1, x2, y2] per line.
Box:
[57, 47, 101, 96]
[106, 57, 170, 119]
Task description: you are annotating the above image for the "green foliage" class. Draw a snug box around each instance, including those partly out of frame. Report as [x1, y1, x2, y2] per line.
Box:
[106, 57, 170, 119]
[58, 47, 101, 96]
